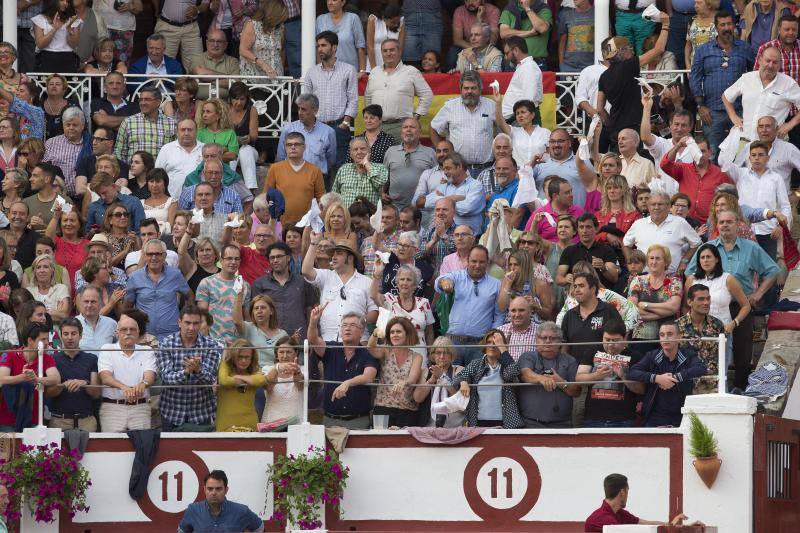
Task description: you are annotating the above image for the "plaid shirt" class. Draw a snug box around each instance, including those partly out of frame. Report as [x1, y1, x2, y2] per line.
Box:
[282, 0, 300, 18]
[676, 313, 724, 376]
[477, 164, 497, 196]
[18, 4, 42, 29]
[690, 39, 755, 111]
[114, 112, 176, 163]
[498, 321, 538, 362]
[156, 332, 222, 426]
[303, 60, 359, 122]
[332, 162, 388, 207]
[361, 227, 401, 277]
[43, 135, 84, 196]
[178, 184, 243, 215]
[755, 39, 800, 81]
[419, 221, 457, 276]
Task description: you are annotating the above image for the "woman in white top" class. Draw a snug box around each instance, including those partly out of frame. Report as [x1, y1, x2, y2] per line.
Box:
[366, 5, 404, 70]
[141, 169, 177, 234]
[684, 243, 751, 367]
[29, 254, 71, 321]
[262, 336, 305, 424]
[32, 0, 82, 72]
[493, 93, 550, 169]
[93, 0, 142, 64]
[413, 337, 465, 428]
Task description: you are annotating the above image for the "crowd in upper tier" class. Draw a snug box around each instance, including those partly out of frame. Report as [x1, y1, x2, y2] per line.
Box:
[0, 0, 794, 432]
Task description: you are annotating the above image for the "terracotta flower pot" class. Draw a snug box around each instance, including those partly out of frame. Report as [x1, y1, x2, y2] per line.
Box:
[693, 454, 722, 488]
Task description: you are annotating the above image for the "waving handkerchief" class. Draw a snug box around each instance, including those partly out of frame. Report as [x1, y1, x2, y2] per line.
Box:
[233, 275, 244, 294]
[512, 165, 540, 208]
[296, 199, 324, 233]
[224, 213, 244, 228]
[51, 195, 72, 214]
[375, 250, 391, 264]
[432, 391, 469, 415]
[191, 208, 205, 224]
[683, 137, 703, 164]
[642, 4, 663, 22]
[578, 137, 591, 162]
[489, 79, 500, 94]
[370, 199, 384, 233]
[587, 114, 601, 142]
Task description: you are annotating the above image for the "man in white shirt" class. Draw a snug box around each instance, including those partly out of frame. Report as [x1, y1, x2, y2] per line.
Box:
[501, 36, 543, 120]
[720, 140, 792, 261]
[640, 93, 693, 194]
[365, 39, 433, 140]
[155, 119, 205, 198]
[718, 115, 800, 193]
[97, 314, 157, 432]
[618, 129, 658, 191]
[722, 45, 800, 138]
[622, 191, 701, 275]
[413, 139, 453, 229]
[301, 238, 377, 342]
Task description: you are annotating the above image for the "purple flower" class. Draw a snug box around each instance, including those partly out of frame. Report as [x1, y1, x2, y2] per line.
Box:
[306, 495, 314, 504]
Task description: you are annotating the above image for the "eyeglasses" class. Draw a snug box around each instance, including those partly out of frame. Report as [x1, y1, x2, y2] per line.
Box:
[145, 252, 164, 257]
[537, 335, 560, 341]
[92, 136, 111, 142]
[268, 254, 287, 261]
[112, 212, 129, 218]
[286, 142, 305, 148]
[255, 234, 274, 239]
[453, 232, 472, 238]
[17, 151, 29, 157]
[339, 287, 347, 300]
[207, 39, 226, 44]
[517, 239, 535, 245]
[222, 256, 241, 262]
[396, 242, 416, 250]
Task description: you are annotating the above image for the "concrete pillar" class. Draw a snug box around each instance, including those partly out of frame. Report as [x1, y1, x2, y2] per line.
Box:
[3, 0, 17, 67]
[594, 0, 610, 63]
[21, 427, 64, 532]
[301, 0, 317, 78]
[681, 394, 757, 533]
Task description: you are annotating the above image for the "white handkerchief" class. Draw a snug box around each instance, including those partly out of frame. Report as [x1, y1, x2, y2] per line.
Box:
[432, 391, 469, 415]
[489, 80, 500, 94]
[578, 137, 591, 162]
[684, 137, 703, 164]
[191, 208, 205, 224]
[642, 4, 662, 22]
[634, 77, 654, 95]
[296, 199, 324, 233]
[512, 165, 540, 208]
[51, 195, 70, 213]
[542, 211, 556, 227]
[233, 275, 243, 294]
[587, 114, 601, 142]
[224, 213, 243, 228]
[375, 251, 391, 264]
[370, 199, 384, 233]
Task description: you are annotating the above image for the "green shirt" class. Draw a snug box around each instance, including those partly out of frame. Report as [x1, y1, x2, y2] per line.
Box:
[197, 128, 240, 156]
[332, 162, 389, 207]
[499, 4, 553, 59]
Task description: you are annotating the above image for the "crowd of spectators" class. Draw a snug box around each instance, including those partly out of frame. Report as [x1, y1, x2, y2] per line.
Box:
[0, 0, 795, 433]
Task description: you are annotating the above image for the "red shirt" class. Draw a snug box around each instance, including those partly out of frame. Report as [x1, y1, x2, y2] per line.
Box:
[660, 158, 732, 223]
[584, 500, 639, 532]
[54, 236, 89, 292]
[595, 209, 641, 244]
[239, 246, 270, 285]
[0, 350, 57, 427]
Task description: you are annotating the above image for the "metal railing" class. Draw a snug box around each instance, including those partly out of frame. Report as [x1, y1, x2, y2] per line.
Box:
[25, 69, 691, 139]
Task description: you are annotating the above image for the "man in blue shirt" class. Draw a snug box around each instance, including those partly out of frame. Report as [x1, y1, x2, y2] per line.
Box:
[178, 470, 263, 532]
[436, 244, 504, 365]
[686, 209, 779, 389]
[424, 153, 486, 236]
[85, 172, 147, 234]
[690, 11, 755, 159]
[530, 129, 588, 208]
[276, 93, 337, 180]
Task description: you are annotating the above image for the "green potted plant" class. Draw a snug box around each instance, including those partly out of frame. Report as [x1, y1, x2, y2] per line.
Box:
[267, 445, 349, 531]
[0, 442, 91, 528]
[688, 412, 722, 488]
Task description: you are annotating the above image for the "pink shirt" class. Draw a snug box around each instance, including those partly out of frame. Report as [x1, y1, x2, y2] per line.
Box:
[453, 4, 501, 44]
[524, 203, 583, 243]
[439, 252, 468, 276]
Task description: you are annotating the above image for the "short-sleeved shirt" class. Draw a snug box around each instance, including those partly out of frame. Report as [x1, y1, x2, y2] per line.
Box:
[560, 300, 624, 365]
[558, 240, 617, 289]
[517, 350, 578, 424]
[583, 349, 642, 422]
[584, 500, 639, 532]
[307, 269, 377, 342]
[97, 343, 157, 400]
[125, 266, 191, 339]
[238, 246, 270, 286]
[251, 271, 317, 339]
[628, 274, 683, 339]
[597, 56, 643, 139]
[196, 274, 251, 343]
[557, 7, 595, 72]
[383, 144, 437, 211]
[0, 351, 56, 427]
[50, 351, 98, 417]
[499, 4, 553, 58]
[322, 342, 379, 416]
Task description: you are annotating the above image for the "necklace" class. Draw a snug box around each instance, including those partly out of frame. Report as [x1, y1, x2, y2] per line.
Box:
[44, 99, 65, 116]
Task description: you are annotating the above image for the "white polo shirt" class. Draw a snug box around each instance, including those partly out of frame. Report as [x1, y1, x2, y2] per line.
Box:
[307, 268, 377, 342]
[720, 163, 791, 235]
[623, 214, 702, 273]
[155, 140, 205, 198]
[723, 71, 800, 133]
[97, 343, 157, 400]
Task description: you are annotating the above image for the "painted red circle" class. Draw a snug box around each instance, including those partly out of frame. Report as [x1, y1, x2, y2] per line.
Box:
[137, 452, 208, 520]
[462, 445, 542, 523]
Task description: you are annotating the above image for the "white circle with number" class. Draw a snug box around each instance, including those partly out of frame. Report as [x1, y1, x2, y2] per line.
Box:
[475, 457, 528, 509]
[146, 460, 200, 513]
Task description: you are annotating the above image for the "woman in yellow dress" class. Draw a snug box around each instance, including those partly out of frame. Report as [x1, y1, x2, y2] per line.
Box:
[216, 338, 268, 431]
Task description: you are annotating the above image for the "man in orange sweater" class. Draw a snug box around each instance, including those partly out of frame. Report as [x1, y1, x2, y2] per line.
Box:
[266, 132, 326, 226]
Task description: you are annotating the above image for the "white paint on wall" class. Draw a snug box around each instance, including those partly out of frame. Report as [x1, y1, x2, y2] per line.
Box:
[73, 452, 150, 523]
[194, 451, 275, 519]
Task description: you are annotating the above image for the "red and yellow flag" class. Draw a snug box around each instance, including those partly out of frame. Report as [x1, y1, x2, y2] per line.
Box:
[356, 71, 557, 140]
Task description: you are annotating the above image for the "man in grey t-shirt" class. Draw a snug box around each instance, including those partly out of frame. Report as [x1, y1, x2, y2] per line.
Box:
[382, 118, 436, 210]
[517, 321, 581, 428]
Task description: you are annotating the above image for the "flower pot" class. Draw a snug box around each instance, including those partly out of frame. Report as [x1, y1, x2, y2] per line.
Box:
[693, 454, 722, 488]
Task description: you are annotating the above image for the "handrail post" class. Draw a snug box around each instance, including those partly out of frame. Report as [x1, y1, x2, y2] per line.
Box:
[303, 339, 309, 425]
[718, 333, 727, 394]
[37, 341, 45, 427]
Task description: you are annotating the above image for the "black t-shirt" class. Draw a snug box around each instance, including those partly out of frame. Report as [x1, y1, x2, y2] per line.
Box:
[90, 97, 140, 133]
[560, 300, 624, 365]
[582, 348, 642, 422]
[50, 350, 99, 417]
[380, 252, 434, 299]
[558, 241, 618, 289]
[597, 56, 643, 139]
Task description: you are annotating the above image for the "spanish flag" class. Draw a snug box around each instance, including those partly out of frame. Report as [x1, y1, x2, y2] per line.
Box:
[356, 71, 557, 140]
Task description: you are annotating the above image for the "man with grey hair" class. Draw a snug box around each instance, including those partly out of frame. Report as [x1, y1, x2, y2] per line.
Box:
[128, 33, 185, 83]
[617, 128, 657, 191]
[431, 71, 496, 178]
[308, 306, 379, 429]
[517, 321, 581, 428]
[124, 238, 190, 340]
[332, 137, 388, 207]
[276, 93, 337, 184]
[476, 134, 513, 201]
[455, 22, 503, 72]
[365, 38, 433, 140]
[383, 118, 437, 210]
[423, 153, 486, 235]
[42, 107, 86, 197]
[76, 285, 118, 355]
[623, 191, 701, 274]
[156, 119, 205, 198]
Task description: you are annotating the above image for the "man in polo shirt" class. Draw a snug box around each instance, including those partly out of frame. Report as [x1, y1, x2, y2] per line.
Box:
[308, 306, 379, 429]
[252, 242, 317, 340]
[98, 313, 157, 432]
[383, 118, 437, 211]
[90, 72, 139, 133]
[557, 213, 619, 290]
[498, 296, 538, 362]
[686, 209, 779, 389]
[525, 177, 583, 243]
[179, 158, 244, 215]
[46, 318, 101, 432]
[76, 286, 117, 355]
[622, 191, 701, 275]
[124, 239, 191, 340]
[584, 473, 690, 531]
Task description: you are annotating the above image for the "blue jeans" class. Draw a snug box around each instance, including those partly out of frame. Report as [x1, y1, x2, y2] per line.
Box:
[403, 12, 443, 62]
[756, 233, 779, 307]
[583, 419, 635, 428]
[284, 19, 302, 79]
[667, 11, 694, 70]
[703, 109, 733, 162]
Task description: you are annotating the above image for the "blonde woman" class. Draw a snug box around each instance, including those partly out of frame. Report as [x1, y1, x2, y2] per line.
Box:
[577, 152, 624, 213]
[262, 336, 304, 424]
[239, 0, 287, 78]
[233, 294, 288, 367]
[322, 201, 358, 253]
[216, 338, 268, 432]
[29, 254, 71, 320]
[196, 99, 239, 163]
[685, 0, 719, 68]
[413, 336, 465, 428]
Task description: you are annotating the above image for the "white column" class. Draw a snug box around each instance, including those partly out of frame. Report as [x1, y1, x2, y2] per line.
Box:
[287, 424, 327, 530]
[301, 0, 317, 78]
[3, 0, 17, 67]
[594, 0, 610, 63]
[21, 427, 64, 532]
[681, 394, 756, 533]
